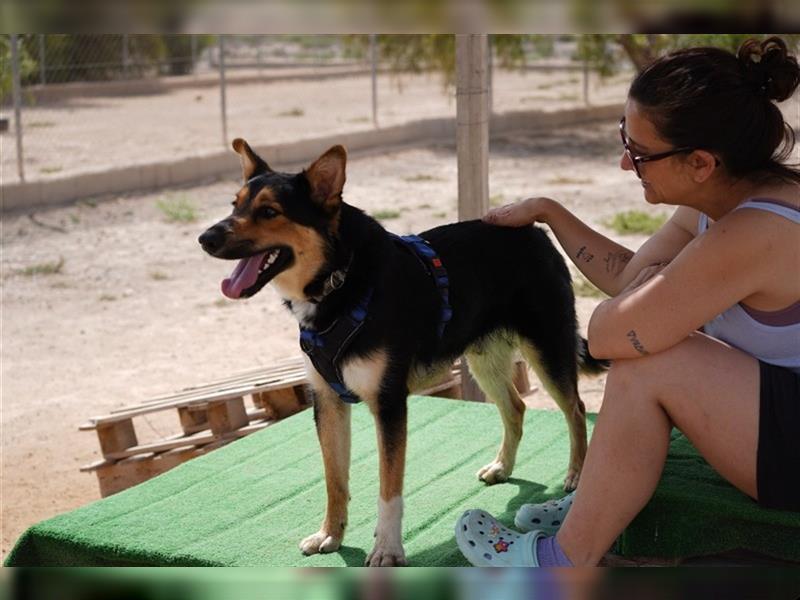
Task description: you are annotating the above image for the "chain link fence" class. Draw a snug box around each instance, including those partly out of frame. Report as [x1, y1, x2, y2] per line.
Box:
[2, 34, 633, 188]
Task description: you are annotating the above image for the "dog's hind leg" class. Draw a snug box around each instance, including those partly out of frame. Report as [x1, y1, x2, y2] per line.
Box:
[465, 333, 526, 485]
[519, 340, 587, 491]
[299, 377, 352, 556]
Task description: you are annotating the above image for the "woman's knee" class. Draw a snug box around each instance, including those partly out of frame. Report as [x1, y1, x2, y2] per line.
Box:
[602, 350, 678, 405]
[602, 335, 712, 408]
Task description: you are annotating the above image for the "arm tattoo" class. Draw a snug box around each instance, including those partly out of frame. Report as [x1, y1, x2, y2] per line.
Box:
[576, 245, 594, 263]
[626, 329, 649, 356]
[604, 251, 633, 274]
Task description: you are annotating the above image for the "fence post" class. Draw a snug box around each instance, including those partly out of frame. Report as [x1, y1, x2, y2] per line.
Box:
[487, 34, 493, 114]
[10, 34, 25, 183]
[256, 36, 263, 76]
[583, 58, 590, 106]
[191, 34, 198, 77]
[455, 34, 490, 403]
[369, 34, 378, 128]
[122, 34, 130, 78]
[219, 35, 228, 148]
[39, 34, 46, 85]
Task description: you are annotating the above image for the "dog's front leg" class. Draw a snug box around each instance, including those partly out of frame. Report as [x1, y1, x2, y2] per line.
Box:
[299, 385, 351, 556]
[365, 393, 408, 567]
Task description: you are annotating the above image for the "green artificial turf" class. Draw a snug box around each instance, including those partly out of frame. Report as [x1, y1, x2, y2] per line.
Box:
[7, 397, 800, 566]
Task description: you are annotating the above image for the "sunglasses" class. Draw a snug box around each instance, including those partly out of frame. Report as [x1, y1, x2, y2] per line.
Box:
[619, 117, 696, 179]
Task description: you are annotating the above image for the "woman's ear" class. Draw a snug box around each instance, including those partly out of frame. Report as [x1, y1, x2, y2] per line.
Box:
[688, 150, 719, 183]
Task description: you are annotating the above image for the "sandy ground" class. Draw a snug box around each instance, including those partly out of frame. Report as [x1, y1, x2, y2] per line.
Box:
[1, 68, 633, 183]
[1, 117, 670, 560]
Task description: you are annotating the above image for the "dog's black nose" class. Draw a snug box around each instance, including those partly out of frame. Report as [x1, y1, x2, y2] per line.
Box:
[198, 225, 226, 254]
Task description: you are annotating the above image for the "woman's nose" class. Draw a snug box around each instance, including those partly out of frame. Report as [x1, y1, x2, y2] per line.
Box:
[620, 150, 634, 172]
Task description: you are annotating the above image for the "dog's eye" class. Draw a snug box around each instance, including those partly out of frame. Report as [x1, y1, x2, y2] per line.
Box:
[256, 206, 280, 220]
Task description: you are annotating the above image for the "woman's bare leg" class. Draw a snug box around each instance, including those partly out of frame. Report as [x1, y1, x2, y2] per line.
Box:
[556, 332, 760, 566]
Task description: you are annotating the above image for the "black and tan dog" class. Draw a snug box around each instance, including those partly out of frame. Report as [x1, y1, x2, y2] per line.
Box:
[199, 140, 607, 566]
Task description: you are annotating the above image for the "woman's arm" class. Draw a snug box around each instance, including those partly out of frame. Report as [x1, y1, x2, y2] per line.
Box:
[587, 209, 777, 359]
[485, 198, 697, 296]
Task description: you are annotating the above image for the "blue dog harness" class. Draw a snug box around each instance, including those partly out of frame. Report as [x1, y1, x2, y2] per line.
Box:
[299, 234, 452, 404]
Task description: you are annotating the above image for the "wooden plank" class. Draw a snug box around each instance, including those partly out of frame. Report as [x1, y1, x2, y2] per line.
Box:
[82, 373, 308, 428]
[91, 443, 227, 497]
[419, 377, 461, 399]
[128, 356, 306, 408]
[132, 363, 307, 407]
[178, 405, 209, 435]
[208, 397, 249, 436]
[83, 362, 461, 430]
[96, 419, 138, 457]
[87, 418, 281, 463]
[255, 385, 308, 420]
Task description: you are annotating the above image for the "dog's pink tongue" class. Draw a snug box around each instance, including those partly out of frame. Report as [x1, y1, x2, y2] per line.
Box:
[221, 253, 266, 299]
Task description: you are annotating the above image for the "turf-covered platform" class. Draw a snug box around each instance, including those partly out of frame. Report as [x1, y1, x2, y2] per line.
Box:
[7, 397, 800, 566]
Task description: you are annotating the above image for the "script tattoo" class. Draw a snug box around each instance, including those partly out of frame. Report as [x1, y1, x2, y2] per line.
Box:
[626, 329, 649, 356]
[604, 251, 633, 274]
[576, 246, 594, 263]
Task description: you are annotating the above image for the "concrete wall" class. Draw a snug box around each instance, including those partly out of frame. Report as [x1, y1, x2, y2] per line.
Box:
[2, 104, 623, 213]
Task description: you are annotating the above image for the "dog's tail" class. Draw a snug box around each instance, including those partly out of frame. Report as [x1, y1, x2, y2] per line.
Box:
[578, 336, 610, 375]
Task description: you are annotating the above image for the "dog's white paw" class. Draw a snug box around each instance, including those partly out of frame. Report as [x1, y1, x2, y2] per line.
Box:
[299, 531, 342, 555]
[563, 469, 580, 492]
[477, 461, 510, 485]
[365, 540, 407, 567]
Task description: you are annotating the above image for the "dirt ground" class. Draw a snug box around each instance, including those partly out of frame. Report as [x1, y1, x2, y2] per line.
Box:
[2, 118, 667, 560]
[2, 68, 632, 184]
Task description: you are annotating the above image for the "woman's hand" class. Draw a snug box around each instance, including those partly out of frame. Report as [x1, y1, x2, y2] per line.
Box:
[482, 197, 553, 227]
[620, 262, 669, 294]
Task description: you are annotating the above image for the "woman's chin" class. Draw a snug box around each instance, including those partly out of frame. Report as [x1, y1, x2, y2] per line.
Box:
[641, 183, 660, 204]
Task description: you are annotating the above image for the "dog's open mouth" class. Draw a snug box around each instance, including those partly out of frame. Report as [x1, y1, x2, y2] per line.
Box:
[221, 246, 293, 299]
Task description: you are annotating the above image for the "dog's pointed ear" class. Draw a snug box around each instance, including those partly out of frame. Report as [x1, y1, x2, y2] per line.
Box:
[232, 138, 271, 181]
[304, 145, 347, 212]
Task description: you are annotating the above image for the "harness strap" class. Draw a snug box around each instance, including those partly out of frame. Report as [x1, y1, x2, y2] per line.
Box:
[299, 288, 372, 404]
[392, 234, 453, 337]
[299, 234, 452, 405]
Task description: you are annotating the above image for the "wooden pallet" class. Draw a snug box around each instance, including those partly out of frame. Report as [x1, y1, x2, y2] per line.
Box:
[80, 356, 481, 497]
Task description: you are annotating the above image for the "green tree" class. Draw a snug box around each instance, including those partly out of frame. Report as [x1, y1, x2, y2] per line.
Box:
[0, 35, 37, 99]
[344, 35, 555, 88]
[576, 34, 800, 76]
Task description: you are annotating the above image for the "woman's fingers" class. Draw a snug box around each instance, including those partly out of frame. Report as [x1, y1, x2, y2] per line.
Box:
[482, 202, 527, 226]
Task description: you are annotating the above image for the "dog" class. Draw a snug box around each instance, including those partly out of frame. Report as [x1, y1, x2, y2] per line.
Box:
[199, 140, 607, 566]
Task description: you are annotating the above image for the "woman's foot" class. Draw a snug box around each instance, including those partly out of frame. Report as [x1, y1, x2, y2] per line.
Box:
[455, 509, 543, 566]
[455, 509, 574, 567]
[514, 491, 575, 534]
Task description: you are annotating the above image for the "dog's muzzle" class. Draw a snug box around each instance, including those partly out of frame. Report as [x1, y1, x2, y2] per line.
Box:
[198, 224, 228, 255]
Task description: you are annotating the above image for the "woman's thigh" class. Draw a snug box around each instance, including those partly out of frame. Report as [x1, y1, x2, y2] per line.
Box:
[611, 331, 761, 499]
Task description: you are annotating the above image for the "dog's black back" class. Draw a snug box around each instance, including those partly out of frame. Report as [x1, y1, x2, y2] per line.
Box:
[297, 203, 591, 395]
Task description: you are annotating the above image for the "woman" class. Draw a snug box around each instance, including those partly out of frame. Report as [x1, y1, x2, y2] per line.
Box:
[455, 36, 800, 567]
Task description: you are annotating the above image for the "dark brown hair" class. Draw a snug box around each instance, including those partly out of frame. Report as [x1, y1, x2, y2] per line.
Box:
[629, 36, 800, 183]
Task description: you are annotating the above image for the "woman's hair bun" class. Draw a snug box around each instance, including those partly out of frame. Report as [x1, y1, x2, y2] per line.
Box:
[737, 36, 800, 102]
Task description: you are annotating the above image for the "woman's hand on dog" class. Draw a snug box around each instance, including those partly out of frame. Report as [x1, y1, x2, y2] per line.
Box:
[483, 197, 554, 227]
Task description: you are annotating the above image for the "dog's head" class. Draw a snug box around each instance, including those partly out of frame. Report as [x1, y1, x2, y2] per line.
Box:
[198, 139, 346, 301]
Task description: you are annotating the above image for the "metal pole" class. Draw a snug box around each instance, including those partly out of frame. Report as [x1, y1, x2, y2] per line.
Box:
[583, 58, 590, 106]
[369, 34, 378, 128]
[256, 36, 263, 76]
[10, 34, 25, 182]
[219, 35, 228, 148]
[39, 34, 46, 85]
[455, 34, 490, 402]
[191, 34, 198, 77]
[122, 34, 129, 78]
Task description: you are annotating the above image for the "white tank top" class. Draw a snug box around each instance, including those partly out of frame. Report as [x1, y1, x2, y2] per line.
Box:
[699, 198, 800, 375]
